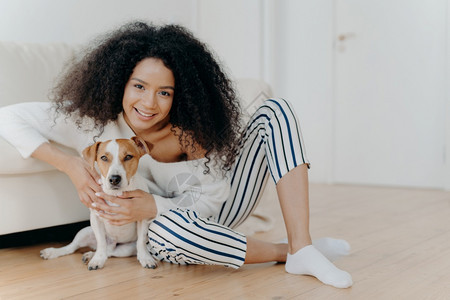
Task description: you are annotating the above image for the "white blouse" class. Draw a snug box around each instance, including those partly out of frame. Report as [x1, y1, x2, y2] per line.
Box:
[0, 102, 230, 218]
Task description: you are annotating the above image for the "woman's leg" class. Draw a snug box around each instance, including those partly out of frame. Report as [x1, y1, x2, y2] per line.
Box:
[276, 163, 352, 288]
[277, 164, 311, 253]
[218, 98, 310, 229]
[146, 209, 349, 267]
[244, 236, 351, 264]
[218, 98, 352, 288]
[148, 209, 247, 269]
[146, 98, 351, 287]
[244, 237, 286, 263]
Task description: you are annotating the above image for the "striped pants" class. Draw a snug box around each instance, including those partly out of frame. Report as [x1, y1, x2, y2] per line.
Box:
[147, 98, 309, 268]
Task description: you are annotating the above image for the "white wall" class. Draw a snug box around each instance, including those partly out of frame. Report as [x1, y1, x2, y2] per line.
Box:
[270, 0, 334, 183]
[0, 0, 197, 44]
[195, 0, 334, 183]
[333, 0, 448, 189]
[199, 0, 450, 189]
[1, 0, 449, 188]
[196, 0, 262, 80]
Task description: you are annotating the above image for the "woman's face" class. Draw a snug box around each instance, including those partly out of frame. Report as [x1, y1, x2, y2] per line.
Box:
[122, 57, 175, 135]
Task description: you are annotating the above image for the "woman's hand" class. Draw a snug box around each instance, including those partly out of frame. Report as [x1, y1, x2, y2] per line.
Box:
[92, 190, 158, 226]
[63, 156, 103, 208]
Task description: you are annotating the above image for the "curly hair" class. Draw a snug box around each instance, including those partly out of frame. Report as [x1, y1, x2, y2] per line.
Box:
[51, 21, 243, 173]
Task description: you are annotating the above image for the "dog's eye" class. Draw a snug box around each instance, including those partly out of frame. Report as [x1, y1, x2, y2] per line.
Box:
[100, 156, 108, 161]
[124, 155, 134, 161]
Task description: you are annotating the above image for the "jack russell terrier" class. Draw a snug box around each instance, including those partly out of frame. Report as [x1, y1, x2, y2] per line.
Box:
[40, 136, 157, 270]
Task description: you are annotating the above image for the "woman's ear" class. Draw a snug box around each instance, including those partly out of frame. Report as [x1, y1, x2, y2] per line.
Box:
[131, 136, 152, 157]
[82, 142, 101, 169]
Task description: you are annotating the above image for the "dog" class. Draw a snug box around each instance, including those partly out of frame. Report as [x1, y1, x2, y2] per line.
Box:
[40, 136, 157, 270]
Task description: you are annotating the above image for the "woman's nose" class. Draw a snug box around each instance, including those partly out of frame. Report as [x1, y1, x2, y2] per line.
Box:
[142, 92, 156, 108]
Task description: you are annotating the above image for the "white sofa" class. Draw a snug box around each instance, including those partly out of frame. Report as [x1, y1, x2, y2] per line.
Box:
[0, 41, 273, 236]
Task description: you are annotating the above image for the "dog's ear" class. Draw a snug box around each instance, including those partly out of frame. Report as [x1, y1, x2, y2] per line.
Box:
[82, 142, 101, 169]
[131, 136, 152, 157]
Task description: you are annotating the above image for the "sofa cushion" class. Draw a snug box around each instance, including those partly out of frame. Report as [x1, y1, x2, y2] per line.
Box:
[0, 42, 77, 106]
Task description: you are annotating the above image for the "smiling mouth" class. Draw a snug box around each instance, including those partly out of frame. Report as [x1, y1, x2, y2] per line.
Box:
[135, 108, 156, 118]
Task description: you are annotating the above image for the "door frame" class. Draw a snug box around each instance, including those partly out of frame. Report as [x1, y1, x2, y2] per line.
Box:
[445, 0, 450, 190]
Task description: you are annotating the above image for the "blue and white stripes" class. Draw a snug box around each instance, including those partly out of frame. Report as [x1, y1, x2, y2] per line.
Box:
[217, 98, 309, 229]
[148, 209, 247, 268]
[147, 98, 309, 268]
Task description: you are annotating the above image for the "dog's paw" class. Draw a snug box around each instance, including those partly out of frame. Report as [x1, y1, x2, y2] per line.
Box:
[87, 254, 106, 271]
[88, 260, 105, 270]
[40, 248, 58, 260]
[88, 264, 102, 271]
[82, 251, 95, 264]
[138, 254, 157, 269]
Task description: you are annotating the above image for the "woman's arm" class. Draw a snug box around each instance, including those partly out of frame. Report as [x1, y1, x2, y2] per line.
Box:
[31, 142, 102, 208]
[0, 102, 92, 156]
[91, 173, 230, 225]
[0, 102, 102, 207]
[86, 133, 230, 223]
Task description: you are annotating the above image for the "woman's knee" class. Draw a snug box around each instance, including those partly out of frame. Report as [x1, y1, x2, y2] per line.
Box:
[147, 209, 195, 264]
[147, 209, 247, 268]
[148, 209, 194, 244]
[262, 98, 297, 120]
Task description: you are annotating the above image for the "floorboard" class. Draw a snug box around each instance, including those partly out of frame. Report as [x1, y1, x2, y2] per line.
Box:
[1, 183, 449, 299]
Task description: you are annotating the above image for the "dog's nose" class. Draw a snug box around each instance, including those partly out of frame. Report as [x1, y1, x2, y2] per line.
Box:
[109, 175, 122, 186]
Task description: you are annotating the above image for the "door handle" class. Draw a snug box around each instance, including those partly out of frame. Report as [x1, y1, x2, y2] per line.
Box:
[336, 33, 356, 52]
[338, 33, 356, 41]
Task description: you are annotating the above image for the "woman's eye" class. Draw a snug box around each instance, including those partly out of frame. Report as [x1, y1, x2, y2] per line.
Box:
[134, 84, 144, 90]
[124, 155, 134, 161]
[160, 91, 171, 97]
[100, 156, 108, 161]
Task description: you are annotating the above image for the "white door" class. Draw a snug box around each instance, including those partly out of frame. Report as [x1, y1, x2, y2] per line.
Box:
[334, 0, 447, 189]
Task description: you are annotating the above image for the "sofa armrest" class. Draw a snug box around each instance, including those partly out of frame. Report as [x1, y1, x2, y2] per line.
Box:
[0, 137, 78, 175]
[235, 78, 273, 120]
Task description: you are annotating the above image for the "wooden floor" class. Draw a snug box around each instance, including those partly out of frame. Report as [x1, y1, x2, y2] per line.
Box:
[1, 183, 450, 299]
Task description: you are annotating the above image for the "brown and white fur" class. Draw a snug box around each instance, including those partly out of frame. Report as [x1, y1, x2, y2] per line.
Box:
[40, 136, 156, 270]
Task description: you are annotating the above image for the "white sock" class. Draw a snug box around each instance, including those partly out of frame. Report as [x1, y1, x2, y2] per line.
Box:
[312, 237, 351, 262]
[285, 245, 353, 288]
[279, 237, 351, 262]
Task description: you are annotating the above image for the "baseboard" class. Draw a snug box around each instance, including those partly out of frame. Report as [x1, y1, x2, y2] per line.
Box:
[0, 221, 90, 249]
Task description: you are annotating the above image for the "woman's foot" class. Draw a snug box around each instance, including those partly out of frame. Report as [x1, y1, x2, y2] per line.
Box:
[280, 237, 351, 262]
[312, 237, 351, 262]
[285, 245, 353, 288]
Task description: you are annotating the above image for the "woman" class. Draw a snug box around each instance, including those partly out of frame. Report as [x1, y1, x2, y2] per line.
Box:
[0, 22, 352, 288]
